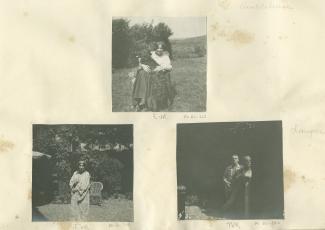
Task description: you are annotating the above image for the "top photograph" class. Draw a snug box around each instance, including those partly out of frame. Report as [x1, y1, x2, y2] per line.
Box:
[112, 17, 207, 112]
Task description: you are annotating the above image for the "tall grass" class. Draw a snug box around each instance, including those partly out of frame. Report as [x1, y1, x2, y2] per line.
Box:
[112, 56, 206, 112]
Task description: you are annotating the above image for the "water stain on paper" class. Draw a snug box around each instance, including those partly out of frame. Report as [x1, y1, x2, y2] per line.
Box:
[59, 222, 72, 230]
[68, 36, 76, 43]
[228, 30, 254, 45]
[283, 168, 296, 191]
[210, 22, 254, 46]
[0, 138, 14, 153]
[284, 167, 315, 192]
[28, 189, 32, 200]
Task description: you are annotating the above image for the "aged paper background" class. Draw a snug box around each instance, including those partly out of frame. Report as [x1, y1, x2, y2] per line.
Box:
[1, 0, 325, 229]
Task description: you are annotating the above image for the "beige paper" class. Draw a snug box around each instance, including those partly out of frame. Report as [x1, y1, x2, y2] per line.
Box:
[1, 0, 325, 229]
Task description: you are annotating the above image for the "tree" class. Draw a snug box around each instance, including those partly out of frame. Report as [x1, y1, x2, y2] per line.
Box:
[112, 18, 132, 68]
[112, 19, 174, 68]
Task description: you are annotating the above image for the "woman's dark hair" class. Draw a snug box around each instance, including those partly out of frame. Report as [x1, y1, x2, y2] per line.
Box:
[78, 158, 88, 169]
[154, 40, 172, 58]
[154, 41, 167, 51]
[78, 160, 86, 166]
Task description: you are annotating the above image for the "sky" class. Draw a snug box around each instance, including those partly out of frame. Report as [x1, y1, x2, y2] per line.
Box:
[120, 17, 207, 39]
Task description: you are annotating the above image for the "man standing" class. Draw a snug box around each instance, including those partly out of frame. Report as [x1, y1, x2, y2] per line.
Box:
[223, 154, 242, 210]
[223, 154, 242, 200]
[222, 155, 253, 218]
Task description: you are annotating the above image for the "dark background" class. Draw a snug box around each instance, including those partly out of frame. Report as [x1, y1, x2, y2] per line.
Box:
[177, 121, 284, 219]
[32, 124, 133, 207]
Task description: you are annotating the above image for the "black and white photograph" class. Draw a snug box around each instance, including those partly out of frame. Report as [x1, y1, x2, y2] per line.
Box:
[32, 124, 133, 222]
[177, 121, 284, 220]
[112, 17, 207, 112]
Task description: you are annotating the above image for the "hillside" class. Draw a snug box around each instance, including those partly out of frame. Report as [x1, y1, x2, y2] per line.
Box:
[171, 35, 207, 59]
[171, 35, 207, 45]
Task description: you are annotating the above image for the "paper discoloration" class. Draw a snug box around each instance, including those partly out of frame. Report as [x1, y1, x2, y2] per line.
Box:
[28, 189, 32, 200]
[300, 175, 313, 184]
[284, 168, 315, 192]
[0, 138, 14, 153]
[210, 23, 254, 46]
[284, 168, 296, 192]
[228, 30, 254, 45]
[58, 222, 72, 230]
[68, 36, 76, 43]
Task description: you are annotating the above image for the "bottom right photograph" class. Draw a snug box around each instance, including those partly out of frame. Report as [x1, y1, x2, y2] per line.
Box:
[176, 121, 284, 220]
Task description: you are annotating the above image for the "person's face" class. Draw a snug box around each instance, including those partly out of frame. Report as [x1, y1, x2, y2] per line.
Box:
[232, 155, 239, 165]
[79, 163, 85, 172]
[156, 45, 164, 56]
[244, 157, 251, 168]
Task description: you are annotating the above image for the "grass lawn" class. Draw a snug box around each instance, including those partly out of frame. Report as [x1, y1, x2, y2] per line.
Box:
[112, 57, 206, 112]
[184, 205, 224, 220]
[33, 199, 133, 222]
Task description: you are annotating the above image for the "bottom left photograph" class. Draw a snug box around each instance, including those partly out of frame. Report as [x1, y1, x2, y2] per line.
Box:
[32, 124, 134, 222]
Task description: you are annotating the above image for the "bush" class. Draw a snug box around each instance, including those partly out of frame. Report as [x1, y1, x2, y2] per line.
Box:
[94, 156, 124, 196]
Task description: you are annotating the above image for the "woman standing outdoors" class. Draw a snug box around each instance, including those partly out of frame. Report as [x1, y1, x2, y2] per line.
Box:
[148, 41, 174, 111]
[69, 160, 91, 221]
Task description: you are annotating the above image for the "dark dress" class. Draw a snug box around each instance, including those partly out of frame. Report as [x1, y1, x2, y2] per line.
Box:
[132, 69, 150, 108]
[132, 51, 174, 111]
[222, 168, 252, 219]
[147, 70, 172, 111]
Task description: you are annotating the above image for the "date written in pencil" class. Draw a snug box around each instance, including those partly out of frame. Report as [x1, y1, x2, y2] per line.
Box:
[183, 114, 207, 119]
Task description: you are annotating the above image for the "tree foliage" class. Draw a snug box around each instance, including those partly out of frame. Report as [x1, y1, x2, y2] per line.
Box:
[112, 18, 174, 68]
[112, 19, 132, 68]
[33, 125, 133, 202]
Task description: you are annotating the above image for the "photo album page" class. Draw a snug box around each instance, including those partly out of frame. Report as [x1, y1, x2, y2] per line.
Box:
[0, 0, 325, 230]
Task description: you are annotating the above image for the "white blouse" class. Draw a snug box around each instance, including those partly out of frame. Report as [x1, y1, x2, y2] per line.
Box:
[150, 51, 172, 71]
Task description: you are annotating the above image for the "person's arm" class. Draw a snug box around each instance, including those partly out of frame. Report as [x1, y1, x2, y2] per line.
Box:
[223, 167, 231, 186]
[153, 55, 172, 72]
[78, 172, 91, 198]
[140, 64, 151, 72]
[69, 172, 77, 189]
[161, 55, 172, 70]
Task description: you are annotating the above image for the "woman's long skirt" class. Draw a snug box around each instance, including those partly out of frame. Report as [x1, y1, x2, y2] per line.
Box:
[71, 192, 90, 221]
[132, 70, 175, 111]
[132, 70, 150, 107]
[147, 71, 174, 111]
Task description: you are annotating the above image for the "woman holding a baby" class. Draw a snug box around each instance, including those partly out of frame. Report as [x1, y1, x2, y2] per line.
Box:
[131, 41, 174, 112]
